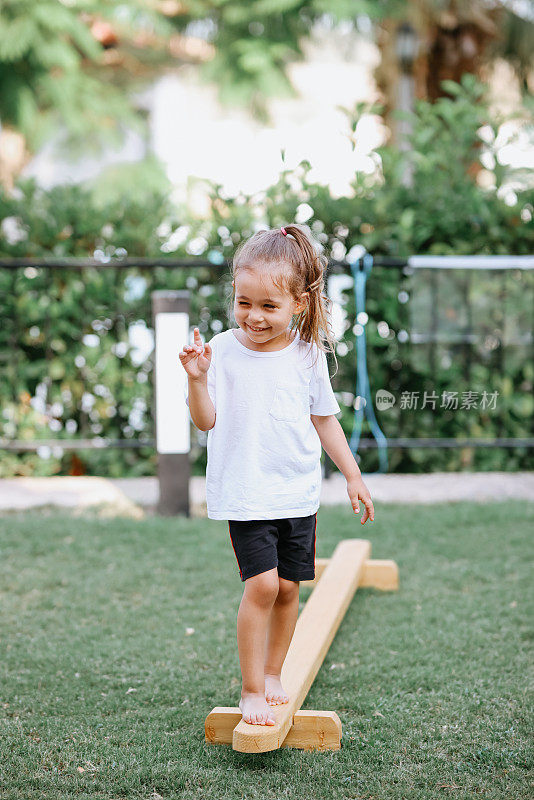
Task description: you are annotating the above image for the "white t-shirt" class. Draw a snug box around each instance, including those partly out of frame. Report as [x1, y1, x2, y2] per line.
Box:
[184, 328, 341, 520]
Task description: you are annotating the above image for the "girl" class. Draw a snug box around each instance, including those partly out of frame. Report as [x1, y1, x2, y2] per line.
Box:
[179, 224, 374, 727]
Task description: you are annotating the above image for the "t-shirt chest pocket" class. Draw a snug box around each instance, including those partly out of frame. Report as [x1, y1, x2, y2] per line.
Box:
[269, 381, 309, 423]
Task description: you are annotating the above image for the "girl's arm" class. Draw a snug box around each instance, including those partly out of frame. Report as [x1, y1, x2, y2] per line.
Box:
[188, 375, 216, 431]
[311, 414, 360, 481]
[311, 414, 375, 523]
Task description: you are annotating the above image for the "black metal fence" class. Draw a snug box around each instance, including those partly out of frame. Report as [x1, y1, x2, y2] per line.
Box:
[1, 255, 533, 471]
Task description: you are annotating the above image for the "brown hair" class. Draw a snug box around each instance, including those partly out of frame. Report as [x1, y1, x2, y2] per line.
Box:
[227, 224, 338, 375]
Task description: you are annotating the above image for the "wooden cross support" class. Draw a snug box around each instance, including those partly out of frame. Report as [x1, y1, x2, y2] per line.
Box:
[205, 538, 399, 753]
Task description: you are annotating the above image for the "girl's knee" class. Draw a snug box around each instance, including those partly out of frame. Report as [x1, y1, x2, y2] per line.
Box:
[277, 576, 299, 603]
[244, 568, 279, 605]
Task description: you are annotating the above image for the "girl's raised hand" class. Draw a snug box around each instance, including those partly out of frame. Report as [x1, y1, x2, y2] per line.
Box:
[178, 327, 212, 380]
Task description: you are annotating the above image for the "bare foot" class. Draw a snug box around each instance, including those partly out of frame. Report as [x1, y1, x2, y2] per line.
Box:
[239, 692, 276, 725]
[264, 673, 289, 705]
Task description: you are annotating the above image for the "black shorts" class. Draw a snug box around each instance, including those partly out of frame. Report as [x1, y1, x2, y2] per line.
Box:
[227, 513, 317, 583]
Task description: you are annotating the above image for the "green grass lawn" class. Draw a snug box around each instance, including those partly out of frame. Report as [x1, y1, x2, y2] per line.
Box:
[0, 501, 532, 800]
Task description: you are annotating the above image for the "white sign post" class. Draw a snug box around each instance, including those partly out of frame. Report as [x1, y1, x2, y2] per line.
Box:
[152, 290, 190, 515]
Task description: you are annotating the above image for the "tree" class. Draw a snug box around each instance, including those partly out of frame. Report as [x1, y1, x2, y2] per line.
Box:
[1, 0, 532, 190]
[371, 1, 534, 145]
[0, 0, 174, 189]
[162, 2, 534, 124]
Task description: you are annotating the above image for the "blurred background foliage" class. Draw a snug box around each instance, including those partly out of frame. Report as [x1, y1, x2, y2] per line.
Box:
[1, 76, 532, 478]
[1, 1, 533, 188]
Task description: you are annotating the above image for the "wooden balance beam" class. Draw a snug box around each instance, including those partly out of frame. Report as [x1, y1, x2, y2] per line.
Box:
[205, 538, 398, 753]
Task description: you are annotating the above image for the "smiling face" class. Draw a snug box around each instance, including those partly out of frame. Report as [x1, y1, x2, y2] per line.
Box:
[232, 268, 308, 351]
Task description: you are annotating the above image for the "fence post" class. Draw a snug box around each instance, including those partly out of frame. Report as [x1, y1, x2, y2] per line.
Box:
[151, 290, 190, 516]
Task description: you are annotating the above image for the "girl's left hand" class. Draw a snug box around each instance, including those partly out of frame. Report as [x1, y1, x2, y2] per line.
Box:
[346, 477, 375, 524]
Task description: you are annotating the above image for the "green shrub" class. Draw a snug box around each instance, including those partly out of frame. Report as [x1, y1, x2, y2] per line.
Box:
[1, 75, 532, 476]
